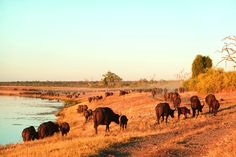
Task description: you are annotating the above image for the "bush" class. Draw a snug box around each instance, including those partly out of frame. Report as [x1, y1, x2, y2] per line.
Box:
[183, 68, 236, 93]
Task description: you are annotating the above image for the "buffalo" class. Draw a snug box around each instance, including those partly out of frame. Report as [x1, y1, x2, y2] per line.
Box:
[155, 103, 175, 124]
[38, 121, 59, 139]
[211, 99, 220, 116]
[190, 96, 204, 117]
[83, 109, 93, 123]
[151, 89, 157, 98]
[119, 115, 128, 130]
[173, 97, 181, 109]
[59, 122, 70, 136]
[105, 92, 113, 97]
[22, 126, 38, 142]
[205, 94, 216, 113]
[177, 107, 191, 120]
[88, 97, 93, 103]
[93, 107, 120, 134]
[119, 90, 129, 96]
[77, 105, 88, 113]
[97, 95, 103, 100]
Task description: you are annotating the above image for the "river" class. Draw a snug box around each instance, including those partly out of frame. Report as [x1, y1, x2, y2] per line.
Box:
[0, 95, 64, 145]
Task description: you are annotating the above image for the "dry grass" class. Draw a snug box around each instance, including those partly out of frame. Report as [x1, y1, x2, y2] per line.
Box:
[0, 88, 236, 157]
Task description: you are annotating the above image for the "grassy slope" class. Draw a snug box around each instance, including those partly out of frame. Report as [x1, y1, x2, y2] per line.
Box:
[0, 90, 236, 157]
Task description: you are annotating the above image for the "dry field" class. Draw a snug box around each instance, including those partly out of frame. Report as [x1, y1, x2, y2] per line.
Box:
[0, 87, 235, 157]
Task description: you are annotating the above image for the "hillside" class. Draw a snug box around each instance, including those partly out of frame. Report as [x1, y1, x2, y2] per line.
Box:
[0, 90, 235, 157]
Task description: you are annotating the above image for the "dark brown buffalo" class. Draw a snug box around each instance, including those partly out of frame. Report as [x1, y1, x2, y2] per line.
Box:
[164, 91, 168, 101]
[173, 97, 181, 109]
[151, 89, 157, 98]
[96, 95, 103, 100]
[59, 122, 70, 136]
[205, 94, 217, 113]
[105, 92, 113, 97]
[22, 126, 38, 142]
[77, 105, 88, 113]
[177, 107, 191, 119]
[119, 90, 129, 96]
[190, 96, 204, 117]
[165, 92, 180, 102]
[88, 97, 93, 103]
[83, 109, 93, 123]
[178, 87, 185, 93]
[93, 107, 120, 134]
[155, 103, 175, 124]
[211, 99, 220, 116]
[38, 121, 59, 139]
[119, 115, 128, 130]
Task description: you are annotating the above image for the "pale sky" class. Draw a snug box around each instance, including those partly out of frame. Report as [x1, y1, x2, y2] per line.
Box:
[1, 0, 236, 81]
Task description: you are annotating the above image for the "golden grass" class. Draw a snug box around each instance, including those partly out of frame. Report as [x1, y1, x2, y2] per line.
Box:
[1, 89, 236, 157]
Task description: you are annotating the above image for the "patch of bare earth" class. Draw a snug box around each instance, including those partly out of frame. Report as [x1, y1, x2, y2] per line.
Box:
[92, 103, 236, 157]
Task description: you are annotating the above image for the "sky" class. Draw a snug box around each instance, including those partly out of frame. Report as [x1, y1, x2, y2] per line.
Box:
[0, 0, 236, 81]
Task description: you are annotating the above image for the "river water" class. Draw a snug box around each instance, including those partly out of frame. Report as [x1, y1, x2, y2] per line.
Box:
[0, 96, 64, 145]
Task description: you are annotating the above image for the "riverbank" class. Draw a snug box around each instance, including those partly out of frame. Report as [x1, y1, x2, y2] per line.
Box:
[0, 95, 64, 145]
[0, 86, 236, 157]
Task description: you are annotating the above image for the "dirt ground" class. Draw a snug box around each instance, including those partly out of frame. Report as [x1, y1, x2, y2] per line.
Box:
[0, 86, 235, 157]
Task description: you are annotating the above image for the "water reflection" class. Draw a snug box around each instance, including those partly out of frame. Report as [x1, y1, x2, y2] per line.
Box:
[0, 96, 63, 145]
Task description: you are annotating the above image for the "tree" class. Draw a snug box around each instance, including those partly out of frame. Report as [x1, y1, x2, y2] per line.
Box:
[192, 55, 212, 78]
[101, 71, 122, 87]
[217, 36, 236, 69]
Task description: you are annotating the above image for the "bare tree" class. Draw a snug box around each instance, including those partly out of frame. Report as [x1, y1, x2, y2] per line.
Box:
[217, 36, 236, 68]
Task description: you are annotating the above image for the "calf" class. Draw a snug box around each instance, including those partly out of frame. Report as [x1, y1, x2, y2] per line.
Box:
[177, 107, 191, 120]
[190, 96, 204, 117]
[155, 103, 175, 124]
[59, 122, 70, 136]
[119, 115, 128, 130]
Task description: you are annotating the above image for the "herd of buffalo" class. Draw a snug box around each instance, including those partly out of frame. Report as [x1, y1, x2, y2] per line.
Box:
[21, 89, 220, 143]
[22, 121, 70, 142]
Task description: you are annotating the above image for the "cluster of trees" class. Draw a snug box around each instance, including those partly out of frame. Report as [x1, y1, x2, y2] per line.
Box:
[184, 36, 236, 93]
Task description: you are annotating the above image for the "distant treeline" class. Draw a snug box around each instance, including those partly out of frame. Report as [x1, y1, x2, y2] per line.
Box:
[0, 80, 181, 88]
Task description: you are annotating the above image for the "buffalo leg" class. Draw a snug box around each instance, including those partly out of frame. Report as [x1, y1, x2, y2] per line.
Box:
[94, 124, 98, 134]
[161, 115, 164, 123]
[178, 113, 180, 120]
[157, 116, 160, 124]
[192, 109, 195, 117]
[106, 125, 110, 132]
[156, 113, 160, 124]
[213, 109, 217, 116]
[165, 115, 169, 124]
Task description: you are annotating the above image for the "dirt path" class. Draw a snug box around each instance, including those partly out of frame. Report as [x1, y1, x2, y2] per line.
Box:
[94, 104, 236, 157]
